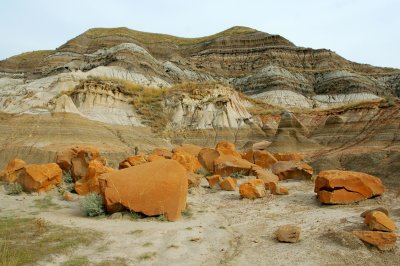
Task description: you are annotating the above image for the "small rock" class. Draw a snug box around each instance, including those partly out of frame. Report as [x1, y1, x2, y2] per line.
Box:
[352, 231, 397, 251]
[275, 224, 301, 243]
[271, 184, 289, 195]
[63, 191, 75, 201]
[239, 179, 266, 199]
[360, 207, 389, 218]
[364, 211, 397, 232]
[219, 177, 237, 191]
[206, 175, 222, 189]
[109, 212, 123, 220]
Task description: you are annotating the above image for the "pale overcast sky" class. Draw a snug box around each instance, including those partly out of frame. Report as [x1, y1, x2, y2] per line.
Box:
[0, 0, 399, 68]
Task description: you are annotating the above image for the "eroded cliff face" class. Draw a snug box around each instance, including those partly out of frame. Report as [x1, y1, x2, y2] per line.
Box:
[0, 26, 399, 184]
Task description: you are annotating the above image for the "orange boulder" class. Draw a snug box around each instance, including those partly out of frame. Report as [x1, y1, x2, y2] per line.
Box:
[17, 163, 62, 192]
[220, 177, 237, 191]
[364, 211, 397, 232]
[75, 160, 114, 195]
[118, 155, 147, 169]
[99, 160, 188, 221]
[214, 155, 255, 176]
[56, 146, 105, 181]
[270, 183, 289, 195]
[152, 148, 173, 159]
[315, 170, 384, 204]
[0, 158, 26, 182]
[253, 167, 279, 190]
[215, 141, 241, 158]
[273, 153, 305, 161]
[206, 175, 223, 188]
[198, 148, 220, 173]
[243, 150, 277, 169]
[272, 160, 313, 180]
[172, 150, 201, 173]
[173, 144, 202, 157]
[146, 154, 166, 162]
[239, 179, 266, 199]
[352, 231, 397, 251]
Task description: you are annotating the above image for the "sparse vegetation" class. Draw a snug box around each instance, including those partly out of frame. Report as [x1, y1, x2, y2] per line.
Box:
[157, 214, 167, 222]
[5, 183, 23, 195]
[137, 252, 157, 261]
[0, 217, 100, 265]
[196, 167, 212, 177]
[33, 195, 61, 210]
[182, 205, 193, 218]
[142, 242, 153, 247]
[129, 229, 144, 234]
[62, 256, 90, 266]
[128, 211, 144, 220]
[79, 193, 105, 217]
[231, 170, 247, 179]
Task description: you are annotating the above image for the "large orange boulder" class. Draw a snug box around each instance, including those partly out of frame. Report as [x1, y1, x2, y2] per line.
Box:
[239, 179, 266, 199]
[56, 146, 105, 181]
[214, 155, 255, 176]
[172, 150, 201, 173]
[243, 150, 277, 169]
[215, 141, 241, 158]
[152, 148, 173, 159]
[315, 170, 384, 204]
[253, 167, 279, 190]
[364, 211, 397, 232]
[17, 163, 62, 192]
[0, 158, 26, 182]
[198, 148, 220, 173]
[173, 144, 202, 157]
[99, 160, 188, 221]
[272, 160, 313, 180]
[75, 160, 114, 195]
[273, 153, 305, 161]
[118, 155, 147, 169]
[352, 231, 397, 251]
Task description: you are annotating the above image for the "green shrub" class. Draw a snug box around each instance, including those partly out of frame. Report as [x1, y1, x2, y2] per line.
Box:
[231, 171, 246, 179]
[196, 168, 212, 177]
[5, 183, 23, 195]
[63, 171, 74, 184]
[79, 193, 105, 217]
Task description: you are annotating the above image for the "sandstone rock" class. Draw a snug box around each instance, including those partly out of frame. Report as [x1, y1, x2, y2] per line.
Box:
[118, 155, 147, 169]
[56, 146, 105, 181]
[63, 191, 76, 201]
[272, 160, 313, 180]
[239, 179, 266, 199]
[273, 152, 305, 161]
[315, 170, 384, 204]
[99, 160, 187, 221]
[220, 177, 237, 191]
[252, 140, 271, 151]
[188, 172, 202, 188]
[360, 207, 389, 218]
[198, 148, 220, 173]
[173, 144, 202, 157]
[0, 158, 26, 182]
[109, 212, 123, 220]
[152, 148, 173, 159]
[364, 211, 397, 232]
[206, 175, 222, 189]
[271, 183, 289, 195]
[243, 150, 277, 169]
[215, 141, 241, 158]
[214, 155, 255, 176]
[146, 154, 166, 162]
[253, 167, 279, 190]
[75, 160, 114, 195]
[352, 231, 397, 251]
[275, 225, 301, 243]
[17, 163, 62, 192]
[172, 150, 201, 173]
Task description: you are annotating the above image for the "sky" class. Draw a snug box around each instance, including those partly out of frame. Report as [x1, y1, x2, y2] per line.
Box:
[0, 0, 399, 68]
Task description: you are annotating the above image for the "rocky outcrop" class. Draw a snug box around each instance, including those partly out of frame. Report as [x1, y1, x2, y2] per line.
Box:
[352, 231, 397, 251]
[239, 179, 266, 199]
[99, 159, 188, 221]
[314, 170, 384, 204]
[17, 163, 62, 192]
[0, 158, 26, 182]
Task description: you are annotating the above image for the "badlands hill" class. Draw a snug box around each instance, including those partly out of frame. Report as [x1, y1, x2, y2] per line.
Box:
[0, 26, 399, 184]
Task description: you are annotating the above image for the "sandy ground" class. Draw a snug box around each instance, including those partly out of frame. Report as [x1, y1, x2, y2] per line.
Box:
[0, 179, 399, 266]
